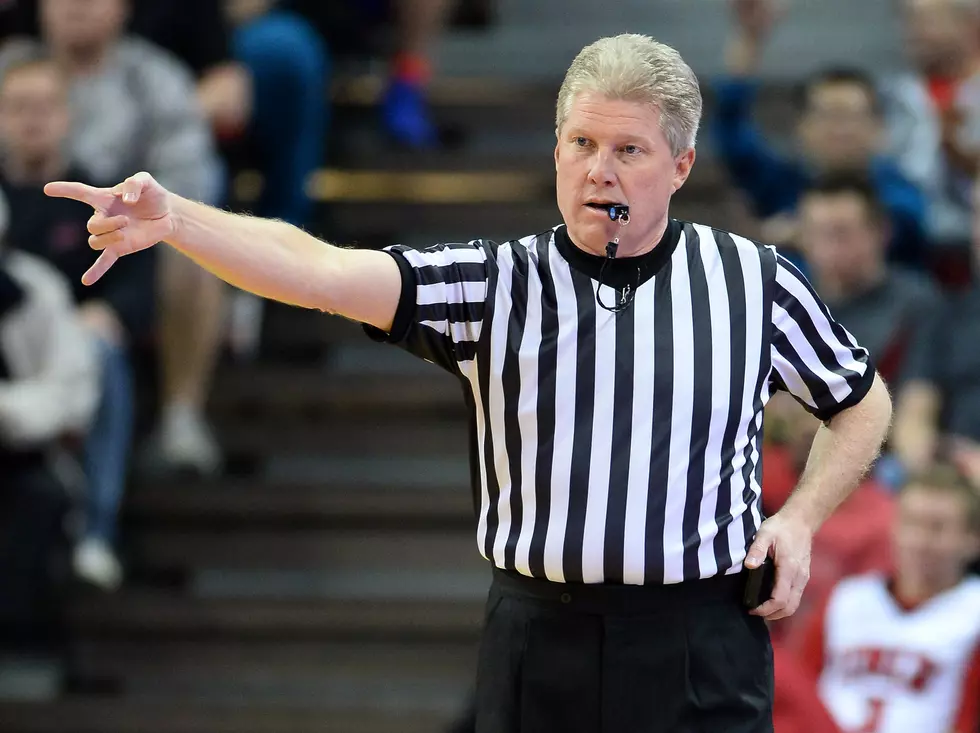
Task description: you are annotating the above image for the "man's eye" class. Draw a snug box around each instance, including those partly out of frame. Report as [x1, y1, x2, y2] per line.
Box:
[623, 144, 640, 155]
[575, 137, 590, 147]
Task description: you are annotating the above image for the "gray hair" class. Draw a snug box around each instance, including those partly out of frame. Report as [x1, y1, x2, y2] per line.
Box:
[556, 34, 702, 157]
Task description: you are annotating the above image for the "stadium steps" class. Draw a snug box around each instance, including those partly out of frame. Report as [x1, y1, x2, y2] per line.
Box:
[0, 701, 454, 733]
[124, 478, 473, 529]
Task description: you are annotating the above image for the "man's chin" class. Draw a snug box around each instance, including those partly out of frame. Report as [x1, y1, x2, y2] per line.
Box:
[565, 220, 615, 255]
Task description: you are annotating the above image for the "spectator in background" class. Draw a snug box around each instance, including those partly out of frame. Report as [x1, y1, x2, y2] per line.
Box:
[892, 175, 980, 486]
[127, 0, 252, 144]
[801, 465, 980, 733]
[289, 0, 452, 148]
[132, 0, 327, 359]
[380, 0, 452, 148]
[797, 173, 942, 390]
[0, 0, 227, 476]
[0, 0, 255, 142]
[222, 0, 327, 228]
[884, 0, 980, 263]
[0, 188, 100, 651]
[0, 53, 150, 589]
[715, 0, 927, 270]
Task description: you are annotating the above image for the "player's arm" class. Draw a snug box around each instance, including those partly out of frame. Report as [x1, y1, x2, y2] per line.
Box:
[951, 642, 980, 733]
[168, 196, 401, 331]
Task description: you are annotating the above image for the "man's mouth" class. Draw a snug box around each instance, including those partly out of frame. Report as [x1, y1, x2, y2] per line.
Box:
[584, 201, 624, 209]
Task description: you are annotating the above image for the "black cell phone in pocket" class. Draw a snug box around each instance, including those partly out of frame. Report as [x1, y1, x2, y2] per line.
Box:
[742, 560, 776, 609]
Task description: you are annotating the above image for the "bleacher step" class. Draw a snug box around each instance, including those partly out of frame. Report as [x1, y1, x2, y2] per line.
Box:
[126, 479, 473, 528]
[214, 415, 468, 459]
[0, 700, 457, 733]
[130, 526, 486, 578]
[69, 594, 484, 640]
[69, 638, 477, 710]
[210, 366, 465, 418]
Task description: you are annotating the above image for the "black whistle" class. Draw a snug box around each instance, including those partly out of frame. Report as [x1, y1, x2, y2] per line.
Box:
[608, 204, 630, 222]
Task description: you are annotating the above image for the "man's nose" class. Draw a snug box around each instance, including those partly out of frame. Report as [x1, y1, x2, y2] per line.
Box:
[587, 151, 617, 187]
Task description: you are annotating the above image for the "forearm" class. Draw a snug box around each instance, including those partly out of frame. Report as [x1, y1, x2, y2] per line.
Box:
[167, 195, 341, 311]
[780, 374, 893, 531]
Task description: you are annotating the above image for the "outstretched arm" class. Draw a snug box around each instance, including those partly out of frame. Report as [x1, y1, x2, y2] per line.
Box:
[167, 196, 401, 331]
[45, 173, 402, 333]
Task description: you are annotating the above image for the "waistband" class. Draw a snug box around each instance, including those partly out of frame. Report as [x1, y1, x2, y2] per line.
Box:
[491, 567, 746, 615]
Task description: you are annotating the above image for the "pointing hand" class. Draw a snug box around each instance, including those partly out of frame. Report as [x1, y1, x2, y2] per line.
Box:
[44, 171, 175, 285]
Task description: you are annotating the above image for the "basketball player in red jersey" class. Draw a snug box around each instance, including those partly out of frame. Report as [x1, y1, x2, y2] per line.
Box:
[802, 464, 980, 733]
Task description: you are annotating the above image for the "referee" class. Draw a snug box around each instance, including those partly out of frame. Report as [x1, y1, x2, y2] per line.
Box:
[47, 33, 892, 733]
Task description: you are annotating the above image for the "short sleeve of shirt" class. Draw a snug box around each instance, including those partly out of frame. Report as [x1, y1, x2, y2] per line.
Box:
[363, 241, 493, 374]
[770, 253, 876, 421]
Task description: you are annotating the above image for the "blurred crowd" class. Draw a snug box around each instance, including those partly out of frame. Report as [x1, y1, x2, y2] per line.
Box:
[708, 1, 980, 731]
[0, 0, 452, 634]
[0, 0, 978, 731]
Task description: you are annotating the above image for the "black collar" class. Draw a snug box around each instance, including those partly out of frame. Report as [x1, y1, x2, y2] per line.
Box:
[553, 219, 682, 289]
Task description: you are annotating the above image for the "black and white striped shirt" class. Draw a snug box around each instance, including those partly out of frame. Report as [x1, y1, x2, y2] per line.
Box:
[366, 220, 874, 585]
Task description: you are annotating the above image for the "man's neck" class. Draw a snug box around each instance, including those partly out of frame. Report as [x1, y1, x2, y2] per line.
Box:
[2, 155, 69, 186]
[892, 573, 962, 610]
[572, 217, 670, 259]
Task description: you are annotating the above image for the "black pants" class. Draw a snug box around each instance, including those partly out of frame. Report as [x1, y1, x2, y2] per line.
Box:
[474, 568, 774, 733]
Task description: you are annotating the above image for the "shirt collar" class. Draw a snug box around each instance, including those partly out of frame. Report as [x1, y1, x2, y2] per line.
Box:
[553, 219, 682, 289]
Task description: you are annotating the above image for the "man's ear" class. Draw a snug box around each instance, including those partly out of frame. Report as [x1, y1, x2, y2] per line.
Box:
[672, 148, 696, 193]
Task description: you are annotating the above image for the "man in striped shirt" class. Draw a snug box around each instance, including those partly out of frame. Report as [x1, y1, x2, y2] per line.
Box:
[46, 32, 892, 733]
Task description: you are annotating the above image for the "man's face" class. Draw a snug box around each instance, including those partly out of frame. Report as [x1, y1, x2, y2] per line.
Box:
[41, 0, 126, 54]
[903, 0, 977, 74]
[0, 64, 70, 162]
[893, 486, 980, 590]
[555, 93, 694, 255]
[799, 192, 886, 290]
[798, 82, 880, 169]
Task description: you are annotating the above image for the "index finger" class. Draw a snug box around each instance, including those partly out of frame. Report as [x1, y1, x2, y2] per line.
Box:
[44, 181, 113, 211]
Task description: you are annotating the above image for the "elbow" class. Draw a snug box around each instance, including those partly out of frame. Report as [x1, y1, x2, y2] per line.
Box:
[869, 372, 895, 433]
[863, 373, 895, 453]
[303, 244, 345, 314]
[829, 372, 893, 443]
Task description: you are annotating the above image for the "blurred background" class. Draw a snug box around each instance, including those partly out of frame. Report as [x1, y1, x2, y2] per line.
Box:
[0, 0, 979, 731]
